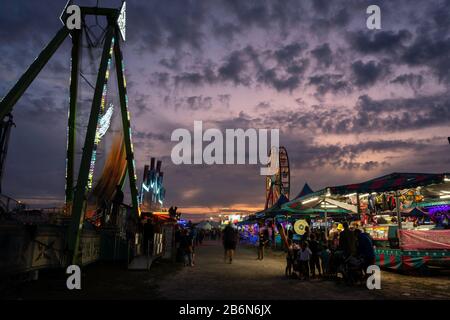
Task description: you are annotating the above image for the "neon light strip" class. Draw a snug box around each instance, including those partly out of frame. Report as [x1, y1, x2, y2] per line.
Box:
[87, 38, 115, 189]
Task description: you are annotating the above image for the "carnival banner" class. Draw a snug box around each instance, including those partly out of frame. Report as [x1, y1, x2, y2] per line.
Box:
[399, 230, 450, 250]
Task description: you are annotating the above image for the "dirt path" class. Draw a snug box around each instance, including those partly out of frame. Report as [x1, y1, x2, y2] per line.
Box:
[5, 240, 450, 300]
[156, 240, 373, 300]
[154, 240, 450, 300]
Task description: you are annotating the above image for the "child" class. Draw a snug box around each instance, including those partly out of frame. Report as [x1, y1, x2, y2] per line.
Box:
[285, 240, 294, 277]
[297, 241, 312, 280]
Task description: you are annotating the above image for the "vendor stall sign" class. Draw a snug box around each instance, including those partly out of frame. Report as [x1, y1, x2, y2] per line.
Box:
[294, 220, 309, 235]
[399, 229, 450, 250]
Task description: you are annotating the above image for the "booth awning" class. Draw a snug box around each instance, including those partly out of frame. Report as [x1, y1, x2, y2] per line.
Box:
[294, 183, 314, 199]
[282, 197, 354, 216]
[255, 194, 290, 219]
[329, 172, 447, 195]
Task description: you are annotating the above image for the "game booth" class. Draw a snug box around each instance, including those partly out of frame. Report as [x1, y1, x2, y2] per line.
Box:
[282, 173, 450, 273]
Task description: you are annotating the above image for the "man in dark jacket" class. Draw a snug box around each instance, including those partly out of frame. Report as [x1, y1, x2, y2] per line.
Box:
[355, 228, 375, 270]
[339, 222, 357, 257]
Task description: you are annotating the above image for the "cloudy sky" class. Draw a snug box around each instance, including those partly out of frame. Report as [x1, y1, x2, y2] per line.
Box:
[1, 0, 449, 220]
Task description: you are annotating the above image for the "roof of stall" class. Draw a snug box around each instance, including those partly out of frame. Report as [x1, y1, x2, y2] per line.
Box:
[282, 197, 355, 215]
[294, 183, 314, 199]
[282, 172, 450, 215]
[255, 194, 290, 218]
[328, 172, 448, 195]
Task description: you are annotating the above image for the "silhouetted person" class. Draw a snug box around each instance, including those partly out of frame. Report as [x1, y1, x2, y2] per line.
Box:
[143, 218, 155, 255]
[111, 185, 124, 225]
[223, 224, 238, 263]
[339, 222, 357, 258]
[257, 223, 269, 260]
[355, 228, 375, 271]
[169, 206, 175, 218]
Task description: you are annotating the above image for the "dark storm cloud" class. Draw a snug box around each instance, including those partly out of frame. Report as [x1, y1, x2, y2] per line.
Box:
[222, 0, 271, 29]
[274, 42, 307, 65]
[308, 7, 351, 34]
[217, 94, 231, 108]
[349, 30, 412, 54]
[150, 72, 171, 87]
[212, 21, 242, 42]
[185, 96, 213, 111]
[218, 48, 253, 86]
[164, 95, 229, 111]
[133, 130, 168, 142]
[400, 34, 450, 83]
[131, 0, 207, 52]
[390, 73, 424, 92]
[351, 60, 390, 87]
[133, 93, 152, 115]
[308, 73, 351, 97]
[174, 71, 205, 87]
[283, 136, 432, 172]
[263, 93, 450, 134]
[159, 57, 181, 70]
[311, 43, 333, 68]
[257, 67, 303, 92]
[170, 42, 309, 91]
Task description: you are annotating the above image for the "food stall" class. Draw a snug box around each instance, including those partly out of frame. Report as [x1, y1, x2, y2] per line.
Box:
[328, 172, 450, 272]
[282, 172, 450, 272]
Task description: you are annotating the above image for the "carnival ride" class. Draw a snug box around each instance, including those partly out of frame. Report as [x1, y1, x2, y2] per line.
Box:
[265, 146, 290, 209]
[0, 1, 139, 265]
[139, 157, 166, 213]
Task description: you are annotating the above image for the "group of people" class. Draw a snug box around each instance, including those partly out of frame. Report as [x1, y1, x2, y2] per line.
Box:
[177, 224, 236, 267]
[285, 222, 375, 281]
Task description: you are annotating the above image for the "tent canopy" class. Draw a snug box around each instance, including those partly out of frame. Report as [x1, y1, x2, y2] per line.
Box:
[329, 172, 447, 195]
[255, 194, 289, 218]
[282, 197, 354, 216]
[294, 183, 314, 199]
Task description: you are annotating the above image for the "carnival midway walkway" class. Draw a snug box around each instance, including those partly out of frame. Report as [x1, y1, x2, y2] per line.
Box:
[154, 240, 450, 300]
[4, 240, 450, 300]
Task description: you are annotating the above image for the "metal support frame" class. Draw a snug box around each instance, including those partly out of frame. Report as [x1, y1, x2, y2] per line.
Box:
[0, 114, 15, 193]
[114, 30, 140, 219]
[65, 30, 82, 205]
[395, 190, 402, 230]
[0, 5, 139, 266]
[68, 25, 115, 265]
[0, 27, 70, 119]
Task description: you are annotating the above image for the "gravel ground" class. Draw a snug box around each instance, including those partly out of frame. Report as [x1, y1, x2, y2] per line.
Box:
[155, 240, 450, 300]
[3, 240, 450, 300]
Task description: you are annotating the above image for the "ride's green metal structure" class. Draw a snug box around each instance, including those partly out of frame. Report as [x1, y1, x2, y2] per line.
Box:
[0, 3, 140, 265]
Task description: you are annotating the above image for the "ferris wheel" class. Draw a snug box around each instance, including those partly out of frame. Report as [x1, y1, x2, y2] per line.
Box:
[265, 146, 290, 209]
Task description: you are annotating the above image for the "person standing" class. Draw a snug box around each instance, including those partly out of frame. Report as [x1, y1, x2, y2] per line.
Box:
[339, 222, 357, 258]
[111, 185, 124, 225]
[257, 223, 269, 260]
[285, 240, 295, 277]
[223, 224, 238, 263]
[297, 241, 312, 280]
[180, 229, 194, 267]
[355, 228, 375, 272]
[309, 233, 321, 278]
